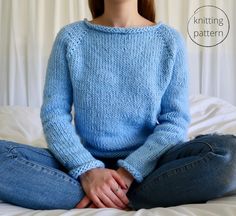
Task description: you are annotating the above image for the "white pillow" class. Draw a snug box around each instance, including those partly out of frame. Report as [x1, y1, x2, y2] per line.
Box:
[0, 105, 47, 148]
[188, 94, 236, 140]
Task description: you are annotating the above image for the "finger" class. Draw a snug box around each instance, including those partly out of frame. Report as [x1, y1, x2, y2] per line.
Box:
[111, 170, 127, 189]
[75, 196, 91, 208]
[104, 187, 127, 209]
[111, 185, 129, 206]
[90, 194, 107, 208]
[98, 191, 123, 209]
[88, 203, 97, 208]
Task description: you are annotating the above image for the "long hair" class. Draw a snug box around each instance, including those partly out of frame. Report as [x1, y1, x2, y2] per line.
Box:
[88, 0, 156, 22]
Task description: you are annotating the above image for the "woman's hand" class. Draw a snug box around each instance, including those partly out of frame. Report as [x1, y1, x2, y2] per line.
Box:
[116, 167, 134, 189]
[75, 168, 130, 209]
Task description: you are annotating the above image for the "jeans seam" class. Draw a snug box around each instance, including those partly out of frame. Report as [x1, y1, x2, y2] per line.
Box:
[185, 140, 215, 152]
[199, 141, 227, 155]
[132, 152, 215, 194]
[157, 152, 213, 179]
[8, 145, 54, 159]
[13, 156, 79, 186]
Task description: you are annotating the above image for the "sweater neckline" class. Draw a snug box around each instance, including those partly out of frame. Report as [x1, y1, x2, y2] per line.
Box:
[83, 18, 163, 34]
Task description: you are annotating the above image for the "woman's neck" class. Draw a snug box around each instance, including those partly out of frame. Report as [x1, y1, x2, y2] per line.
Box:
[92, 0, 155, 28]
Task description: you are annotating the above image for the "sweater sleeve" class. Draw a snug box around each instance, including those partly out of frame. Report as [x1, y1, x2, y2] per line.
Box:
[117, 31, 191, 183]
[40, 27, 105, 180]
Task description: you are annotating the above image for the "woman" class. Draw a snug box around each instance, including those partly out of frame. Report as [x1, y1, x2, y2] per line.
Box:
[1, 0, 236, 211]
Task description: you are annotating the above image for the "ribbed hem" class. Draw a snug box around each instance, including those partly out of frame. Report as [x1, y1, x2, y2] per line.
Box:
[68, 159, 105, 180]
[83, 18, 163, 34]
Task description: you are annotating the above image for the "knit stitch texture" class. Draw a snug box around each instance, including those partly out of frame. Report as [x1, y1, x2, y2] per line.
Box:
[40, 18, 191, 183]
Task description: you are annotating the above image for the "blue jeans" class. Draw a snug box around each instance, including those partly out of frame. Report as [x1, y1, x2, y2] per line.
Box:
[1, 133, 236, 210]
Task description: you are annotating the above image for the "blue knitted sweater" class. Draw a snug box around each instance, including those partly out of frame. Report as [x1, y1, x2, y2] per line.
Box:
[40, 18, 191, 183]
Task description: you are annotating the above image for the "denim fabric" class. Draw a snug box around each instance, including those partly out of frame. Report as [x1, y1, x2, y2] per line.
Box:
[0, 133, 236, 210]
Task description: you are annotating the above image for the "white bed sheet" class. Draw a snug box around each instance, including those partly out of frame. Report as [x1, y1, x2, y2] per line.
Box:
[0, 94, 236, 216]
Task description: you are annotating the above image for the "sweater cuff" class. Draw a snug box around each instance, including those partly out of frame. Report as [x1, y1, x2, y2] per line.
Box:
[68, 159, 105, 180]
[117, 159, 143, 183]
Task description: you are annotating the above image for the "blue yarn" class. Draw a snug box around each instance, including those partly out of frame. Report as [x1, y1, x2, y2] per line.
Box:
[40, 18, 191, 183]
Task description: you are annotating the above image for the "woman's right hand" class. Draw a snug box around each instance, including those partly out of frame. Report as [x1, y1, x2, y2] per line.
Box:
[77, 168, 130, 209]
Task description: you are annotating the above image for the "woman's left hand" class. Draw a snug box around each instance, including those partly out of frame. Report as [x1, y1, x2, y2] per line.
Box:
[75, 167, 134, 209]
